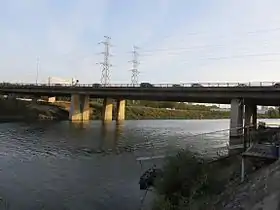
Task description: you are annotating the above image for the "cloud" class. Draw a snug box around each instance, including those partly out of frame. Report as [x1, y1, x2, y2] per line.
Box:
[137, 0, 280, 83]
[0, 0, 110, 83]
[1, 0, 280, 84]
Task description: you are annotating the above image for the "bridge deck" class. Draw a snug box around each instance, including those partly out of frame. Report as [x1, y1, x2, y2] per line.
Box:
[2, 83, 280, 105]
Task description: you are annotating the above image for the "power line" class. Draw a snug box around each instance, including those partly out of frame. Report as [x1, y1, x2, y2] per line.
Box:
[139, 40, 280, 55]
[130, 27, 280, 54]
[116, 39, 280, 58]
[133, 52, 280, 68]
[129, 45, 140, 85]
[97, 36, 112, 86]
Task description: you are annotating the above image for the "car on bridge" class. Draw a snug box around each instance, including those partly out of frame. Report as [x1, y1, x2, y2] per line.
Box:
[273, 83, 280, 87]
[72, 79, 79, 86]
[92, 83, 101, 88]
[236, 83, 247, 87]
[191, 83, 203, 87]
[140, 83, 154, 88]
[172, 84, 182, 87]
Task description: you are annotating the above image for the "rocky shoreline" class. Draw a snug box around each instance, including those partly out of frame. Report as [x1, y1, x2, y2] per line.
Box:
[213, 159, 280, 209]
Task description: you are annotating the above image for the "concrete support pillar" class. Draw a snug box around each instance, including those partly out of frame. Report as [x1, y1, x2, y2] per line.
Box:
[230, 99, 244, 140]
[32, 96, 39, 104]
[229, 99, 244, 151]
[48, 97, 56, 103]
[116, 99, 126, 121]
[244, 103, 257, 149]
[69, 94, 90, 121]
[102, 98, 113, 122]
[244, 103, 257, 129]
[7, 94, 16, 100]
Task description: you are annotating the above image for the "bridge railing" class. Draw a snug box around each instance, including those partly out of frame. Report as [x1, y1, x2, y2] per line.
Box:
[0, 81, 278, 88]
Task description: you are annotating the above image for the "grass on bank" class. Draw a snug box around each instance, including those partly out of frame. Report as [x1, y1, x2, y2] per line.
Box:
[54, 101, 231, 120]
[0, 99, 273, 121]
[151, 150, 258, 210]
[0, 98, 68, 121]
[55, 101, 273, 120]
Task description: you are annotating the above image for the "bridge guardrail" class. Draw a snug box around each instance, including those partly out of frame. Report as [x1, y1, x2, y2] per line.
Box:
[0, 81, 278, 88]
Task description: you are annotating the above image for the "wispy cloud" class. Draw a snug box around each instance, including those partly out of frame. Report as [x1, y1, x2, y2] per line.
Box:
[138, 0, 280, 83]
[1, 0, 280, 84]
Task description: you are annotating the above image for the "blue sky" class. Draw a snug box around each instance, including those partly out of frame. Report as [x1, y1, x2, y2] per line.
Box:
[1, 0, 280, 84]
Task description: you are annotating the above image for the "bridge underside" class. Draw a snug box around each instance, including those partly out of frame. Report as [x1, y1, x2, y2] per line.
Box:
[3, 93, 280, 106]
[2, 86, 280, 105]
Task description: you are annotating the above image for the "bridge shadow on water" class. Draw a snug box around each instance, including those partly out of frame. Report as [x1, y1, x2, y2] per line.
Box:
[67, 121, 126, 156]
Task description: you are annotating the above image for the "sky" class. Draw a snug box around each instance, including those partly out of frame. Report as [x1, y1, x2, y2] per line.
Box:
[1, 0, 280, 84]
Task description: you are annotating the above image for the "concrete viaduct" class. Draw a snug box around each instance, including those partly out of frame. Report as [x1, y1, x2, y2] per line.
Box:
[0, 82, 280, 147]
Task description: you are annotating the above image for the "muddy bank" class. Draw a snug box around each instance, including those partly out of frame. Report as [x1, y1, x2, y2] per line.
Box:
[0, 99, 69, 122]
[213, 159, 280, 210]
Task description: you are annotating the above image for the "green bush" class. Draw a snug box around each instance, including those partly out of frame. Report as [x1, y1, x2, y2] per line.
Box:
[152, 151, 244, 210]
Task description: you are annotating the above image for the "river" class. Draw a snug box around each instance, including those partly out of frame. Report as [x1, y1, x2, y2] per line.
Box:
[0, 119, 279, 210]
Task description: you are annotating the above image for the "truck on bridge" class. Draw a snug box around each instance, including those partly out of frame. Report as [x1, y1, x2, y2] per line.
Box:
[47, 77, 79, 86]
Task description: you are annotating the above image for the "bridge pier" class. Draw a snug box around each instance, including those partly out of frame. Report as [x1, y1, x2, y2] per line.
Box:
[7, 94, 16, 100]
[244, 103, 257, 149]
[116, 99, 125, 121]
[48, 97, 56, 103]
[229, 99, 244, 147]
[32, 96, 40, 103]
[244, 103, 257, 130]
[102, 98, 113, 122]
[69, 94, 90, 121]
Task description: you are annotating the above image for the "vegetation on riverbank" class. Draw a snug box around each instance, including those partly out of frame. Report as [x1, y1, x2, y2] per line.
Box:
[55, 100, 275, 120]
[54, 101, 231, 120]
[0, 98, 278, 121]
[151, 150, 269, 210]
[0, 98, 68, 122]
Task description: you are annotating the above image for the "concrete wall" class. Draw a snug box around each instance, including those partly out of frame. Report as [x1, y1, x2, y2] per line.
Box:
[69, 94, 90, 121]
[102, 98, 113, 121]
[229, 99, 244, 147]
[48, 97, 56, 103]
[116, 100, 125, 121]
[101, 98, 126, 121]
[244, 103, 257, 130]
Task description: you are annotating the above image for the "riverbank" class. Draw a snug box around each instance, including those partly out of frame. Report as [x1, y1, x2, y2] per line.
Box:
[54, 101, 231, 120]
[0, 99, 273, 122]
[151, 150, 275, 210]
[56, 101, 273, 120]
[0, 99, 69, 122]
[213, 159, 280, 209]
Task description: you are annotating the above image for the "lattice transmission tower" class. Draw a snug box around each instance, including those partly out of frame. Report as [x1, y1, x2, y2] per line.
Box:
[129, 45, 140, 86]
[98, 36, 112, 86]
[36, 56, 40, 85]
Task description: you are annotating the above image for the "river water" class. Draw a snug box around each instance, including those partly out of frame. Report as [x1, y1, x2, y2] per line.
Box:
[0, 119, 279, 210]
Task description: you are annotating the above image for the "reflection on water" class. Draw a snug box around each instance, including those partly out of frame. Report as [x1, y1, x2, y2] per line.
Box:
[100, 121, 125, 154]
[0, 119, 279, 210]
